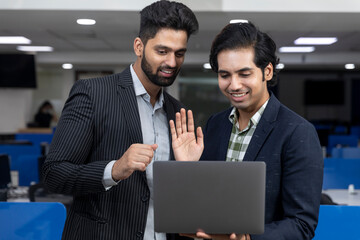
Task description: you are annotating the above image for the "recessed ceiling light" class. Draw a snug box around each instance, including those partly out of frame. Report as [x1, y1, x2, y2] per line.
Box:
[229, 19, 249, 24]
[345, 63, 355, 70]
[77, 19, 96, 25]
[0, 36, 31, 44]
[276, 63, 285, 69]
[279, 46, 315, 53]
[62, 63, 73, 69]
[294, 37, 337, 45]
[203, 63, 211, 69]
[17, 46, 53, 52]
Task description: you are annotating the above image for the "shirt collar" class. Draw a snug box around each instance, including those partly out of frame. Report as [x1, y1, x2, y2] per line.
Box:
[130, 64, 164, 106]
[228, 99, 269, 127]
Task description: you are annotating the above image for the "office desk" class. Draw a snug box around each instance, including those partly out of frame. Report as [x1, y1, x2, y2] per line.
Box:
[17, 128, 53, 134]
[7, 186, 72, 209]
[322, 189, 360, 206]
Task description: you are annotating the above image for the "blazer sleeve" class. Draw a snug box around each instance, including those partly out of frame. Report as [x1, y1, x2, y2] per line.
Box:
[42, 79, 109, 195]
[252, 122, 324, 240]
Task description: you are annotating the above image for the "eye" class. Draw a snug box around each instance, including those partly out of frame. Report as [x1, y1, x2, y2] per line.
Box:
[175, 51, 185, 58]
[239, 72, 251, 77]
[157, 49, 167, 55]
[219, 74, 229, 79]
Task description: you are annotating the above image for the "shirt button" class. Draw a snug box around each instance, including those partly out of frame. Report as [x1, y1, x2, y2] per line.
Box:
[141, 195, 149, 202]
[136, 231, 143, 237]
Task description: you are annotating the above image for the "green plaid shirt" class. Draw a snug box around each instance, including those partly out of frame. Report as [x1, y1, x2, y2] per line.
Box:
[226, 100, 269, 162]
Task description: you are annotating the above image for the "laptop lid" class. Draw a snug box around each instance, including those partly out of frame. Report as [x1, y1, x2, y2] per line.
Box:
[153, 161, 266, 235]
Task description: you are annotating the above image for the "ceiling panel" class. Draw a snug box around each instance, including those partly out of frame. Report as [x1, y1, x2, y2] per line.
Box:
[0, 9, 360, 69]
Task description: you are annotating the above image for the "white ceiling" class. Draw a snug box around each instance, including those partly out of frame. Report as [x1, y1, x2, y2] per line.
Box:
[1, 1, 360, 70]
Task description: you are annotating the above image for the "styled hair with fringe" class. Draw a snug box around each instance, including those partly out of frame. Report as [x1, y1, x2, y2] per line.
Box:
[209, 21, 280, 86]
[139, 0, 199, 45]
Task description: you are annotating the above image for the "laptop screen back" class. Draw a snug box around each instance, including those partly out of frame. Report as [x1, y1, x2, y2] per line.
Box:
[153, 161, 266, 234]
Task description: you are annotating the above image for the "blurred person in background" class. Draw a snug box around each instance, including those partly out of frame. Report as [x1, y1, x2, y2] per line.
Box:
[34, 100, 58, 128]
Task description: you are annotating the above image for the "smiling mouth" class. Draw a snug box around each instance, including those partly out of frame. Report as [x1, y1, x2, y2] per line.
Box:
[160, 69, 175, 74]
[231, 92, 246, 97]
[229, 91, 248, 97]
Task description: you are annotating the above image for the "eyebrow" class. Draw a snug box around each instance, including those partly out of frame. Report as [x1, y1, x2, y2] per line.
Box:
[154, 44, 187, 53]
[218, 67, 253, 74]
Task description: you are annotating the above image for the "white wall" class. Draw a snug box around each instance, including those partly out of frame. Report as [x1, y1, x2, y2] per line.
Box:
[0, 66, 75, 133]
[0, 64, 133, 133]
[0, 88, 33, 133]
[31, 67, 75, 121]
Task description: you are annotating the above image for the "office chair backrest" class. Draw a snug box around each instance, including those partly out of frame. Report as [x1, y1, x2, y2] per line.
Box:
[350, 126, 360, 138]
[0, 202, 66, 240]
[331, 147, 360, 159]
[327, 134, 358, 155]
[323, 158, 360, 189]
[313, 205, 360, 239]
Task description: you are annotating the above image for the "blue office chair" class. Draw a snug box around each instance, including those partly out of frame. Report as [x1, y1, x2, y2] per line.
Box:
[313, 205, 360, 239]
[327, 134, 358, 155]
[333, 125, 348, 134]
[331, 147, 360, 159]
[15, 133, 53, 148]
[350, 126, 360, 139]
[0, 202, 66, 240]
[323, 158, 360, 189]
[0, 144, 41, 186]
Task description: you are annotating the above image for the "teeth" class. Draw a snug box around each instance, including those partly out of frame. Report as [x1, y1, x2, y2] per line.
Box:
[161, 70, 173, 74]
[232, 93, 246, 97]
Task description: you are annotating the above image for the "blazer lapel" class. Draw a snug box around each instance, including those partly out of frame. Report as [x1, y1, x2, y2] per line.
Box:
[163, 92, 176, 160]
[116, 68, 148, 183]
[219, 110, 233, 160]
[163, 92, 176, 123]
[116, 67, 143, 144]
[243, 94, 280, 162]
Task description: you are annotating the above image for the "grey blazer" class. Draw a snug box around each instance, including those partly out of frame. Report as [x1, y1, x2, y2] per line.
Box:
[43, 67, 189, 240]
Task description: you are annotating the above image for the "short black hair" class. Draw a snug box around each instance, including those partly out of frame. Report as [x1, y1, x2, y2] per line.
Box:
[209, 21, 280, 86]
[139, 0, 199, 45]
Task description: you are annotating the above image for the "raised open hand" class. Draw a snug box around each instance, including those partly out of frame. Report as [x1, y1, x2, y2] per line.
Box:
[170, 108, 204, 161]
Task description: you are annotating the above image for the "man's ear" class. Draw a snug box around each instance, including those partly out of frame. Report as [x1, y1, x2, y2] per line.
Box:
[134, 37, 144, 57]
[264, 63, 274, 81]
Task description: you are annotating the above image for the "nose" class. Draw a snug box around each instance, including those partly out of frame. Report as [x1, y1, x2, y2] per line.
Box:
[229, 76, 243, 91]
[165, 53, 177, 68]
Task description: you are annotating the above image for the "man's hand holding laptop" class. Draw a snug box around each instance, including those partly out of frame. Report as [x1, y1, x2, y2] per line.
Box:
[181, 232, 250, 240]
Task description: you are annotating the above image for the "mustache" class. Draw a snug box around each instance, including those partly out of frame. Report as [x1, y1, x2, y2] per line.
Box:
[227, 90, 249, 94]
[159, 65, 177, 71]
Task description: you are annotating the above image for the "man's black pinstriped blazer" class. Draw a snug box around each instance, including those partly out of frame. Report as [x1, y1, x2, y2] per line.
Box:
[42, 67, 190, 240]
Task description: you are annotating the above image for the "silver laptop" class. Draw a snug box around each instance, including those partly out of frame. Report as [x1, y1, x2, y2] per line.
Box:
[153, 161, 266, 235]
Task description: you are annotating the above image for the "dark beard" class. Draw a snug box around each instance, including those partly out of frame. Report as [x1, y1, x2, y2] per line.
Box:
[141, 52, 179, 87]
